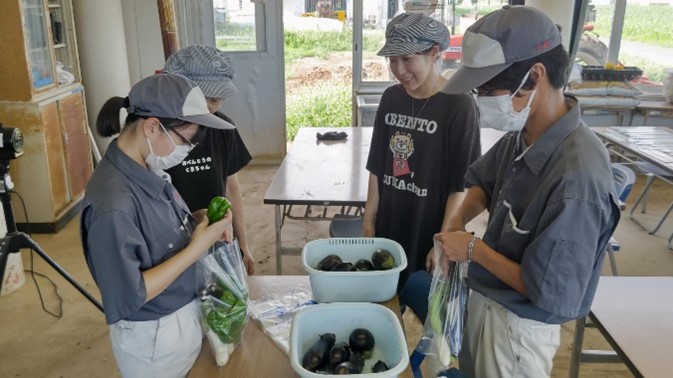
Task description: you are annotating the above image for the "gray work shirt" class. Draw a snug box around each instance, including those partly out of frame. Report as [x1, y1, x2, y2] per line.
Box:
[466, 97, 620, 324]
[80, 140, 196, 324]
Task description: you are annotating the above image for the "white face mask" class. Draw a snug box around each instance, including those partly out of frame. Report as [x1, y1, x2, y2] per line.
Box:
[476, 69, 537, 132]
[145, 123, 192, 171]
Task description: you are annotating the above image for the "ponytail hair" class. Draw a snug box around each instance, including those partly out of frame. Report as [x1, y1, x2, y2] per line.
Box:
[96, 96, 142, 137]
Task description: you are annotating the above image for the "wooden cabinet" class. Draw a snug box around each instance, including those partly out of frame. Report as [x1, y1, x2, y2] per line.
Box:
[0, 0, 92, 232]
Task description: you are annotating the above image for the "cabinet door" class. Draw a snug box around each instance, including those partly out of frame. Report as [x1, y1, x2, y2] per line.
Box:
[42, 101, 69, 213]
[58, 90, 92, 199]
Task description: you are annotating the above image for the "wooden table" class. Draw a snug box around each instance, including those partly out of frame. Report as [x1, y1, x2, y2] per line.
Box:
[264, 127, 505, 274]
[582, 104, 637, 127]
[593, 126, 673, 249]
[570, 276, 673, 378]
[594, 126, 673, 175]
[264, 127, 371, 274]
[189, 275, 412, 377]
[635, 100, 673, 126]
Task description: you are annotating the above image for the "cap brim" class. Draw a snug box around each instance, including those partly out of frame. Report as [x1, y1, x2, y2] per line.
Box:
[180, 113, 235, 130]
[377, 41, 434, 57]
[440, 62, 511, 94]
[197, 80, 237, 101]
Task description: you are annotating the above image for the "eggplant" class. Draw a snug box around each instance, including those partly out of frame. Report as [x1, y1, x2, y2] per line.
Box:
[301, 333, 336, 372]
[328, 341, 351, 369]
[349, 328, 375, 359]
[353, 259, 374, 271]
[372, 360, 389, 372]
[334, 361, 362, 374]
[331, 262, 355, 271]
[371, 249, 395, 270]
[317, 254, 343, 271]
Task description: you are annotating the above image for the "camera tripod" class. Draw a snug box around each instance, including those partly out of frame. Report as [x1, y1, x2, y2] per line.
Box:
[0, 160, 102, 312]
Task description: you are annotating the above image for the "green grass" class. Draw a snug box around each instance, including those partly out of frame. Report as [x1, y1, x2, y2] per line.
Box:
[619, 53, 668, 83]
[284, 28, 382, 66]
[284, 29, 380, 140]
[594, 4, 673, 48]
[286, 82, 351, 141]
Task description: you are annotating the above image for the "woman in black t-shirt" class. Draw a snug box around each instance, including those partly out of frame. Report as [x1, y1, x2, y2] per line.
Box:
[363, 13, 480, 290]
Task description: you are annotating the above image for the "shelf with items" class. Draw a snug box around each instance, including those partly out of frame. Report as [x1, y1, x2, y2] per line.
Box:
[0, 0, 91, 232]
[23, 0, 57, 91]
[47, 0, 80, 86]
[0, 0, 81, 99]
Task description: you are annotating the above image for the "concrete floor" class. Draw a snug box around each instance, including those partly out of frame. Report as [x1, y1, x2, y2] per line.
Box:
[1, 164, 672, 378]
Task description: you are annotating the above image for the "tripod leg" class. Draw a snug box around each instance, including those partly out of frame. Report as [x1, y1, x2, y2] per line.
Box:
[20, 234, 103, 312]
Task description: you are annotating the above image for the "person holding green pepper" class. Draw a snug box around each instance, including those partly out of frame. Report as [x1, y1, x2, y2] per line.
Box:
[80, 73, 234, 377]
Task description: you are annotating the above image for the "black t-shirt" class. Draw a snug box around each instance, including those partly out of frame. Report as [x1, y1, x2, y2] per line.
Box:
[366, 84, 480, 288]
[167, 111, 252, 211]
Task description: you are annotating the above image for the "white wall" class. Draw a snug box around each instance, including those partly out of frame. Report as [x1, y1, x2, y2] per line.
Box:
[119, 0, 166, 85]
[72, 0, 131, 156]
[71, 0, 286, 161]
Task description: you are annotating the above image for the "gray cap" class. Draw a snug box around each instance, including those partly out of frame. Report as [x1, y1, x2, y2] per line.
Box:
[126, 73, 234, 129]
[164, 45, 237, 101]
[441, 5, 562, 94]
[377, 13, 450, 57]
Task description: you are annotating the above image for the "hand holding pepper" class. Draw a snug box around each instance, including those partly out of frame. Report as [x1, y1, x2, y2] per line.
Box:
[192, 211, 233, 252]
[207, 196, 233, 224]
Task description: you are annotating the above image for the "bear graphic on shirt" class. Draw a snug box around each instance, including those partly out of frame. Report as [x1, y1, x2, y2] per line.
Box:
[389, 131, 414, 177]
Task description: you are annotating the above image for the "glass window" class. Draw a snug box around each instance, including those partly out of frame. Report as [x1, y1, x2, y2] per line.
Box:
[598, 1, 672, 85]
[22, 0, 55, 89]
[214, 0, 258, 51]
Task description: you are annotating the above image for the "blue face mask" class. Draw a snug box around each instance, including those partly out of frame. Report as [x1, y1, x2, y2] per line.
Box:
[476, 69, 537, 132]
[145, 123, 191, 172]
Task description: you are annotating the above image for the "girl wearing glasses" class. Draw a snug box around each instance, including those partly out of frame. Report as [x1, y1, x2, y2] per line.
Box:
[80, 73, 234, 377]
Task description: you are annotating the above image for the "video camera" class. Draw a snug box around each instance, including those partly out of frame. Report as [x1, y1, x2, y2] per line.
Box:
[0, 123, 24, 161]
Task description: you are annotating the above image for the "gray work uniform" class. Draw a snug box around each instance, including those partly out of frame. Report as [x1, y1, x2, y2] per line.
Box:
[466, 97, 620, 324]
[81, 140, 196, 325]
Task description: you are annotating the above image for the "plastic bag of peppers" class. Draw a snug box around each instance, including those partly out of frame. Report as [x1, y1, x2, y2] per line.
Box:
[198, 239, 250, 367]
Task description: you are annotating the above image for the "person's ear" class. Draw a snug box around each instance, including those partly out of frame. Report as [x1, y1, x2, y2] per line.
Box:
[431, 45, 441, 60]
[142, 117, 162, 139]
[529, 62, 546, 89]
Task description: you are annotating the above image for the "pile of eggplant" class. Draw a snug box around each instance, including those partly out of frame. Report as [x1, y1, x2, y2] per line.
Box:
[316, 249, 395, 272]
[301, 328, 390, 375]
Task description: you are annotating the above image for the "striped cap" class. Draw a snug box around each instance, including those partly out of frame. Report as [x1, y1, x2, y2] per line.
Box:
[441, 5, 562, 94]
[126, 73, 234, 130]
[377, 13, 450, 57]
[164, 45, 237, 101]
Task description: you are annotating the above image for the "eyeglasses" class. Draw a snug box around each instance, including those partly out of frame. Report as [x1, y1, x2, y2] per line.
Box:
[159, 122, 197, 152]
[171, 129, 197, 152]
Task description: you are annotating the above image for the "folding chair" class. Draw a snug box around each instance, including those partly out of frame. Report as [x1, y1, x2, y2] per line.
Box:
[328, 206, 364, 237]
[605, 163, 636, 276]
[629, 161, 673, 249]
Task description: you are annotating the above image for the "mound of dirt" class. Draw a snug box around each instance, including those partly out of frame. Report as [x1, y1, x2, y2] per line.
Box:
[286, 52, 389, 92]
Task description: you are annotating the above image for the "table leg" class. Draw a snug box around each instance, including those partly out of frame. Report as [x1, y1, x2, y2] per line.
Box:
[568, 318, 585, 378]
[275, 204, 283, 275]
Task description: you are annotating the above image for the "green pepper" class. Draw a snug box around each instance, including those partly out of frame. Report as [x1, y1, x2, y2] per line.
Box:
[206, 304, 248, 343]
[207, 196, 232, 224]
[220, 288, 238, 308]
